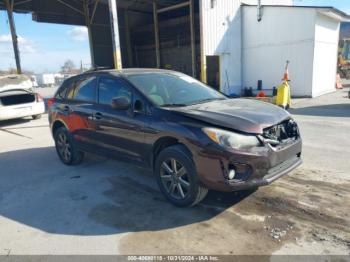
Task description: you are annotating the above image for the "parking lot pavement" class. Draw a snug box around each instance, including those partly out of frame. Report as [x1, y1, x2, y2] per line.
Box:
[33, 87, 57, 98]
[0, 90, 349, 255]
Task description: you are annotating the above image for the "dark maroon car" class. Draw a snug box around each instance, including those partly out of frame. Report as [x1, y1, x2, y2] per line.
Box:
[48, 69, 302, 207]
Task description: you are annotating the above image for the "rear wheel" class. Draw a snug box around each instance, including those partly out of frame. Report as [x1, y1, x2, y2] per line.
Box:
[32, 114, 42, 120]
[54, 127, 84, 165]
[155, 145, 208, 207]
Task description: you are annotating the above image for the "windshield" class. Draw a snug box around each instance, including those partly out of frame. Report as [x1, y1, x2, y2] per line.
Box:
[126, 73, 226, 107]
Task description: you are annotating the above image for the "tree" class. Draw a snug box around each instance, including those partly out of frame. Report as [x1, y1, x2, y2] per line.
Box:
[60, 59, 76, 74]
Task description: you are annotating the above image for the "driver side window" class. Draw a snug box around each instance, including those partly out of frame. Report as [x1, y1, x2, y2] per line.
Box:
[98, 76, 132, 106]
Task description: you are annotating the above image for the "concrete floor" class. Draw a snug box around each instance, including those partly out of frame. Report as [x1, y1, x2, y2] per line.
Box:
[0, 89, 349, 255]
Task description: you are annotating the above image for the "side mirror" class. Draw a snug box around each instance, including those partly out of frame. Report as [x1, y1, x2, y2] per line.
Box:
[111, 96, 131, 110]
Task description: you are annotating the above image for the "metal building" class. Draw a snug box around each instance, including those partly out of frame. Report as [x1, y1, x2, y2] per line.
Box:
[200, 0, 293, 93]
[242, 5, 350, 97]
[2, 0, 348, 97]
[0, 0, 291, 89]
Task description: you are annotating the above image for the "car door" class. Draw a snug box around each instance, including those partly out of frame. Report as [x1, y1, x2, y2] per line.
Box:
[62, 74, 97, 149]
[91, 74, 148, 165]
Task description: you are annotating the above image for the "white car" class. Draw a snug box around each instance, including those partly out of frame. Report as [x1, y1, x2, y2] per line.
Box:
[0, 88, 45, 121]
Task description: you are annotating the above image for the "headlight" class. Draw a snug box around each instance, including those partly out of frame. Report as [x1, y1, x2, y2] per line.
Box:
[203, 127, 260, 149]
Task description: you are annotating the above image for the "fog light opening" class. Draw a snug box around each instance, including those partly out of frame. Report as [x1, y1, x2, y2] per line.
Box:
[228, 169, 236, 180]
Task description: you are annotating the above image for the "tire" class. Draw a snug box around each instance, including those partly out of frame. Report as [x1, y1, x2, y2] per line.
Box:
[155, 145, 208, 207]
[54, 127, 84, 165]
[32, 114, 42, 120]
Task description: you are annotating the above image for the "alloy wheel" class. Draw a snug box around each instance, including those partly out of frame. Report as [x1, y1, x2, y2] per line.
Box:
[160, 158, 190, 200]
[56, 132, 71, 162]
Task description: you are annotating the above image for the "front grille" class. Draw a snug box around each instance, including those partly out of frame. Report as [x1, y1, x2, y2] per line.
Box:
[262, 119, 299, 147]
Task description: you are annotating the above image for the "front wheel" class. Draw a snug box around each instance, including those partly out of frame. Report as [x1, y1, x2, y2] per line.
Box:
[155, 145, 208, 207]
[54, 127, 84, 165]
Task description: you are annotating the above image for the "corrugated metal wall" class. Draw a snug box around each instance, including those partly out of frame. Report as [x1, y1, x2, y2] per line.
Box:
[200, 0, 242, 94]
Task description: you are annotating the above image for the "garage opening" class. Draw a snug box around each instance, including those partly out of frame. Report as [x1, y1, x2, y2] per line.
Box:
[206, 55, 220, 91]
[117, 0, 201, 79]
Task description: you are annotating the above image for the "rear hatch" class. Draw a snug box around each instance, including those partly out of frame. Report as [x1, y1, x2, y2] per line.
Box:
[0, 89, 36, 107]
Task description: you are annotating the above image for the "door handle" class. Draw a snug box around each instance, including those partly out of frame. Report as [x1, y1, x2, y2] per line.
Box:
[63, 105, 71, 112]
[94, 112, 103, 120]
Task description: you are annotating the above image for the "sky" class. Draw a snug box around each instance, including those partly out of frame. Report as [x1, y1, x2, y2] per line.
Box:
[0, 0, 350, 73]
[0, 11, 91, 73]
[294, 0, 350, 13]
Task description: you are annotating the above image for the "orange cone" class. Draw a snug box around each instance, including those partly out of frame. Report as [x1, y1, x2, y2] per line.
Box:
[282, 60, 290, 81]
[336, 74, 343, 89]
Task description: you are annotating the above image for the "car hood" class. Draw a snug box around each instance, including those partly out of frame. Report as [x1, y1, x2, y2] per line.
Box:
[172, 98, 291, 134]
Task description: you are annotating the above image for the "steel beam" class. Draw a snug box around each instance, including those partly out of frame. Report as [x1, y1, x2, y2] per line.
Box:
[56, 0, 84, 15]
[90, 0, 100, 24]
[189, 0, 196, 77]
[14, 0, 32, 7]
[199, 0, 206, 83]
[108, 0, 122, 69]
[157, 2, 189, 14]
[153, 1, 160, 68]
[4, 0, 22, 74]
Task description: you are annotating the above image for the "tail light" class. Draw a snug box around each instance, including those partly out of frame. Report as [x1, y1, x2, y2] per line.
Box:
[47, 98, 55, 108]
[36, 93, 44, 102]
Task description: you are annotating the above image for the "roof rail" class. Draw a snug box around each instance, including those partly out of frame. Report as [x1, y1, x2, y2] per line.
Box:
[85, 66, 114, 72]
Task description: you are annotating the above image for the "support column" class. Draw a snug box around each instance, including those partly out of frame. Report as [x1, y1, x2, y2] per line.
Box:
[5, 0, 22, 74]
[124, 10, 133, 67]
[83, 0, 95, 68]
[189, 0, 196, 77]
[86, 25, 95, 68]
[199, 0, 206, 83]
[153, 1, 160, 68]
[108, 0, 122, 69]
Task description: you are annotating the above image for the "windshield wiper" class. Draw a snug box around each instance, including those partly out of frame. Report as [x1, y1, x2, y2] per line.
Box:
[161, 103, 188, 107]
[189, 97, 226, 105]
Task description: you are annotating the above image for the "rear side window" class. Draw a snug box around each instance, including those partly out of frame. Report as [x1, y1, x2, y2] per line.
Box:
[98, 77, 132, 105]
[56, 79, 72, 98]
[66, 76, 97, 102]
[73, 77, 97, 102]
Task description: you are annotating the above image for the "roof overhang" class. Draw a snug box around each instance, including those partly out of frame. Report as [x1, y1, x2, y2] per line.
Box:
[317, 8, 350, 22]
[0, 0, 190, 26]
[242, 4, 350, 22]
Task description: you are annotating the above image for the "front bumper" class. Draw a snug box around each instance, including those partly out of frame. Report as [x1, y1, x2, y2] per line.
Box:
[193, 138, 302, 192]
[227, 155, 302, 190]
[0, 102, 45, 121]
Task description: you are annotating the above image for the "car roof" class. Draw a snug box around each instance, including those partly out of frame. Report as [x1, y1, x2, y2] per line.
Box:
[61, 68, 187, 86]
[86, 68, 185, 77]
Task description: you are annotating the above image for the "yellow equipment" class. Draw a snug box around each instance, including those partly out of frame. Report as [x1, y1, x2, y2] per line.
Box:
[276, 61, 291, 110]
[338, 38, 350, 79]
[276, 80, 291, 109]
